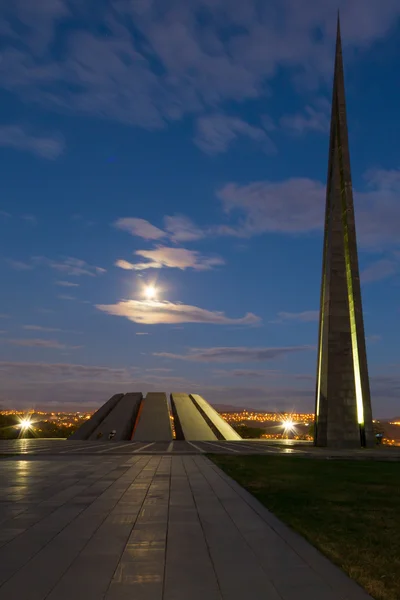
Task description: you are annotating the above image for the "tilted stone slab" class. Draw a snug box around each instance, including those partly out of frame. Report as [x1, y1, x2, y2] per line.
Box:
[88, 393, 143, 441]
[132, 392, 173, 442]
[68, 394, 124, 441]
[190, 394, 242, 441]
[171, 393, 218, 441]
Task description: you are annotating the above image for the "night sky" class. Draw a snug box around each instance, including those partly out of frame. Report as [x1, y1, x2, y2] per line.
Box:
[0, 0, 399, 418]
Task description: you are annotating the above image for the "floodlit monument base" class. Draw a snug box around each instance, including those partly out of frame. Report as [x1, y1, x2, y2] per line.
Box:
[69, 392, 241, 442]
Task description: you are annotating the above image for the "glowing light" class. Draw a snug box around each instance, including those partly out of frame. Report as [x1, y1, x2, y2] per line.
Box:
[144, 285, 157, 300]
[336, 118, 365, 427]
[282, 419, 295, 432]
[20, 419, 32, 430]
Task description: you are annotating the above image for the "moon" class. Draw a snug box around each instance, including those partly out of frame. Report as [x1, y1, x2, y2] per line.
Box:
[144, 285, 157, 300]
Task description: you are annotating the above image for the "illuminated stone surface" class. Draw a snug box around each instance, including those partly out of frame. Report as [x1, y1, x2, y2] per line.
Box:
[88, 393, 143, 441]
[0, 454, 373, 600]
[171, 393, 218, 441]
[69, 394, 124, 441]
[71, 392, 238, 442]
[315, 17, 374, 448]
[132, 393, 173, 442]
[189, 394, 242, 441]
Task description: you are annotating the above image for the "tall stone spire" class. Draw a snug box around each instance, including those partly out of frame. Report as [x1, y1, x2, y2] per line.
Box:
[314, 15, 374, 447]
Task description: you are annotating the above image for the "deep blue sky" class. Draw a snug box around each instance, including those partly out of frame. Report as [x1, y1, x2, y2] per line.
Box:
[0, 0, 399, 417]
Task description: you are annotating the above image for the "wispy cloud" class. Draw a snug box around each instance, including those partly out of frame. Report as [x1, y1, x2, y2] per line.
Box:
[367, 334, 382, 343]
[57, 294, 76, 301]
[5, 259, 33, 271]
[96, 300, 260, 326]
[0, 125, 64, 159]
[32, 256, 106, 277]
[216, 168, 400, 249]
[361, 259, 398, 283]
[163, 216, 204, 243]
[55, 281, 80, 287]
[194, 113, 274, 154]
[6, 338, 70, 349]
[281, 102, 330, 134]
[155, 345, 313, 363]
[213, 369, 280, 378]
[116, 246, 224, 271]
[113, 218, 166, 240]
[22, 325, 62, 332]
[113, 215, 204, 243]
[0, 1, 398, 131]
[277, 311, 319, 322]
[21, 214, 37, 224]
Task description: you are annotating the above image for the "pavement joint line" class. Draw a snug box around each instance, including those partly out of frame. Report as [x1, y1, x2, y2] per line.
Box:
[133, 442, 156, 452]
[201, 441, 241, 453]
[95, 442, 133, 454]
[59, 442, 108, 454]
[186, 441, 205, 453]
[166, 442, 174, 452]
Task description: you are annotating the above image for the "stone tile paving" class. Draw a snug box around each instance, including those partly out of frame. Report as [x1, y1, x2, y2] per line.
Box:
[1, 438, 399, 459]
[0, 454, 373, 599]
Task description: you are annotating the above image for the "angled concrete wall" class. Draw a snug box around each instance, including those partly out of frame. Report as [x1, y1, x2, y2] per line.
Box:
[88, 392, 143, 441]
[132, 392, 173, 442]
[171, 393, 218, 441]
[68, 393, 124, 440]
[190, 394, 242, 440]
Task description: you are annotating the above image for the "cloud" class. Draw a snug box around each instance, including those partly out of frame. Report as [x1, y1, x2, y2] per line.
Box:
[5, 259, 33, 271]
[0, 314, 10, 319]
[361, 258, 398, 283]
[55, 280, 80, 287]
[116, 246, 224, 271]
[57, 294, 76, 301]
[32, 256, 106, 277]
[21, 214, 37, 224]
[0, 125, 64, 159]
[217, 178, 325, 236]
[281, 104, 330, 134]
[96, 299, 260, 326]
[213, 369, 280, 378]
[0, 211, 11, 218]
[164, 215, 204, 242]
[22, 325, 62, 332]
[216, 168, 400, 249]
[194, 113, 273, 154]
[114, 167, 400, 250]
[155, 345, 313, 363]
[6, 338, 69, 349]
[277, 310, 319, 322]
[367, 334, 382, 343]
[113, 218, 166, 240]
[1, 0, 398, 131]
[113, 215, 204, 243]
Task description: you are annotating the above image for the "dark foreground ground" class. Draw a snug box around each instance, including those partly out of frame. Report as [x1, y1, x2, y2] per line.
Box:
[210, 455, 400, 600]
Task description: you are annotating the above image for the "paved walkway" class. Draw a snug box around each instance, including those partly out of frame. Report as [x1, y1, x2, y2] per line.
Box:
[1, 438, 399, 459]
[0, 454, 372, 600]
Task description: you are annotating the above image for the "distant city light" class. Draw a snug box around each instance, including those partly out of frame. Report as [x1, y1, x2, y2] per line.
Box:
[281, 417, 297, 437]
[19, 419, 32, 430]
[283, 419, 295, 431]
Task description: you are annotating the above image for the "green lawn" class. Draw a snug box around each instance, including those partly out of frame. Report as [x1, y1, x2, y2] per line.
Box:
[209, 455, 400, 600]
